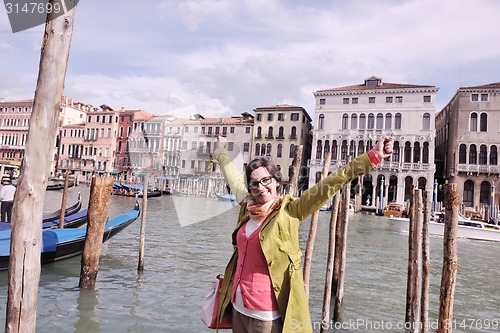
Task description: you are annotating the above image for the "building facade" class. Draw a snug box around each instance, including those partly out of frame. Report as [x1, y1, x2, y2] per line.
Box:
[310, 76, 438, 209]
[252, 104, 312, 194]
[435, 82, 500, 215]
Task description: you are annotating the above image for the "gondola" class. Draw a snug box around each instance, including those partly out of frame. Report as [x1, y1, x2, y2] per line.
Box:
[0, 209, 89, 231]
[0, 201, 140, 270]
[46, 181, 75, 191]
[113, 183, 162, 198]
[42, 193, 82, 222]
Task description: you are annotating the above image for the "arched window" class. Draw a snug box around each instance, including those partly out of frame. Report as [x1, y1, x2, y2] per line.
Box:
[404, 176, 413, 202]
[290, 126, 297, 139]
[459, 144, 467, 164]
[267, 126, 273, 139]
[385, 113, 392, 129]
[395, 113, 402, 129]
[257, 126, 262, 137]
[490, 145, 498, 165]
[413, 142, 420, 163]
[470, 112, 478, 131]
[350, 140, 356, 157]
[376, 113, 384, 129]
[261, 143, 266, 156]
[278, 126, 284, 138]
[359, 114, 366, 129]
[422, 113, 430, 130]
[266, 143, 272, 156]
[480, 181, 491, 204]
[277, 144, 283, 158]
[367, 113, 375, 129]
[324, 140, 330, 157]
[289, 144, 296, 158]
[342, 114, 349, 129]
[255, 143, 260, 156]
[463, 180, 474, 207]
[480, 113, 488, 132]
[341, 140, 348, 161]
[357, 140, 364, 156]
[418, 177, 426, 191]
[331, 140, 338, 160]
[351, 114, 358, 129]
[404, 142, 411, 163]
[423, 142, 429, 164]
[479, 145, 487, 165]
[318, 114, 325, 130]
[469, 144, 477, 164]
[316, 140, 323, 160]
[392, 141, 400, 162]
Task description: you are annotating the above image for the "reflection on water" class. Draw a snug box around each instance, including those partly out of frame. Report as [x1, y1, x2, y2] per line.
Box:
[75, 290, 101, 333]
[0, 187, 498, 332]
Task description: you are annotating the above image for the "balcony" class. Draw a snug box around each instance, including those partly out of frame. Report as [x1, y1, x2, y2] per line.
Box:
[276, 136, 285, 140]
[289, 135, 297, 140]
[81, 155, 96, 161]
[457, 163, 500, 175]
[265, 135, 274, 140]
[255, 134, 262, 140]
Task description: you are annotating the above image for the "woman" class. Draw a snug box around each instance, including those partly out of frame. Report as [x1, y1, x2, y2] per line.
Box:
[213, 136, 393, 333]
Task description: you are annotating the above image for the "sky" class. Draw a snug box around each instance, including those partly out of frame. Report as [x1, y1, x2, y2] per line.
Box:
[1, 0, 500, 122]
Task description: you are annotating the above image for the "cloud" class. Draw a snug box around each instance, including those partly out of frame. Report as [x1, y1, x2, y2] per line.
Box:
[2, 0, 500, 118]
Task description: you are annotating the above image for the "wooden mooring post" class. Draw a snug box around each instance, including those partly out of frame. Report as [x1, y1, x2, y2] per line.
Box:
[58, 171, 70, 228]
[320, 192, 340, 333]
[288, 145, 303, 197]
[421, 190, 432, 333]
[438, 183, 459, 333]
[405, 186, 423, 332]
[138, 173, 149, 271]
[303, 151, 331, 300]
[79, 177, 114, 289]
[332, 181, 351, 322]
[5, 4, 77, 332]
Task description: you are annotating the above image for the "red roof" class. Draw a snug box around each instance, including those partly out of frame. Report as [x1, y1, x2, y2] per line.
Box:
[459, 82, 500, 90]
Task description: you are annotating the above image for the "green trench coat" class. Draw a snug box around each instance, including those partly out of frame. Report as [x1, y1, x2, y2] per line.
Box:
[213, 148, 375, 333]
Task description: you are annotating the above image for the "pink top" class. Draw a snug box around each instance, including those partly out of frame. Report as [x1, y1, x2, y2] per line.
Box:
[232, 221, 279, 312]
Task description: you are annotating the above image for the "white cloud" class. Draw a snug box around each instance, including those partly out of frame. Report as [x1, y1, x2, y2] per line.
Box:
[1, 0, 500, 119]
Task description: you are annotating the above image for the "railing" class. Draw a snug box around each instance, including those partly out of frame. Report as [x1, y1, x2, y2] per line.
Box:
[456, 163, 500, 174]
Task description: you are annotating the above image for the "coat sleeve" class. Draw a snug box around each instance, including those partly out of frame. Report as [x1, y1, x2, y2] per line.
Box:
[212, 147, 248, 204]
[286, 153, 375, 220]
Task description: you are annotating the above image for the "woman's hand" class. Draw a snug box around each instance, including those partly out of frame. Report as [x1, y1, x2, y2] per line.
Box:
[374, 136, 394, 160]
[215, 135, 227, 150]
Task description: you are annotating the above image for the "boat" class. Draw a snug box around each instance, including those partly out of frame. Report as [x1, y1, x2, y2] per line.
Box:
[383, 202, 407, 218]
[42, 193, 82, 222]
[0, 201, 140, 270]
[0, 209, 89, 231]
[46, 181, 75, 191]
[215, 193, 236, 202]
[113, 183, 162, 198]
[387, 214, 500, 242]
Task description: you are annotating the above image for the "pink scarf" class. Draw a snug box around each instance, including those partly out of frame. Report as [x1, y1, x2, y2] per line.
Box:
[245, 196, 282, 224]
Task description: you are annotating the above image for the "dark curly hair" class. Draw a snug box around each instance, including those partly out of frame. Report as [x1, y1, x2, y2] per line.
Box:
[245, 157, 283, 193]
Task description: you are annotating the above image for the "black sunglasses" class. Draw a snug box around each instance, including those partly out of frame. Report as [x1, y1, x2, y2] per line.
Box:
[248, 176, 274, 190]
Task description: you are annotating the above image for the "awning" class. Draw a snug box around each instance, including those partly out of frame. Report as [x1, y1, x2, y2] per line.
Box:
[110, 170, 122, 175]
[95, 170, 106, 174]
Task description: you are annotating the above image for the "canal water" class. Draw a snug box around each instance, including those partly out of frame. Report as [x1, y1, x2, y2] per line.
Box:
[0, 186, 499, 332]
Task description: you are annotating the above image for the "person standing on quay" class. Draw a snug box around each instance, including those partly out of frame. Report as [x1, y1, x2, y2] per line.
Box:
[212, 136, 394, 333]
[0, 176, 16, 223]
